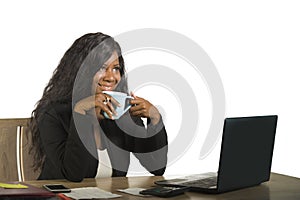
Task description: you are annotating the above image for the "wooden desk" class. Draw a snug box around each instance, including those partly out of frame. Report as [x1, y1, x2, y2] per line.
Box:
[25, 173, 300, 200]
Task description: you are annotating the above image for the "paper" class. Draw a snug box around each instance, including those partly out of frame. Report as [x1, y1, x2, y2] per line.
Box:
[63, 187, 121, 199]
[0, 182, 28, 189]
[118, 188, 151, 197]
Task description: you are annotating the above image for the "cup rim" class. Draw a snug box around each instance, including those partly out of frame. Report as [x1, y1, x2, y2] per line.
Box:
[102, 91, 129, 96]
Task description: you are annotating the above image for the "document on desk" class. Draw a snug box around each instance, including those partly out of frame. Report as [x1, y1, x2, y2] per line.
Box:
[118, 188, 149, 197]
[63, 187, 121, 199]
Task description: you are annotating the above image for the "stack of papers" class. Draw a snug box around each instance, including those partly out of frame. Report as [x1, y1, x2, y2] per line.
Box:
[63, 187, 121, 199]
[118, 188, 150, 197]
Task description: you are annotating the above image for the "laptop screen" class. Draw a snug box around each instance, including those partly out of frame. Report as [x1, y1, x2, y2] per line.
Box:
[217, 115, 278, 192]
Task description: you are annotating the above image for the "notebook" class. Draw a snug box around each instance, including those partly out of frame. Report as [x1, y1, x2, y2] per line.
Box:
[155, 115, 278, 193]
[0, 182, 55, 198]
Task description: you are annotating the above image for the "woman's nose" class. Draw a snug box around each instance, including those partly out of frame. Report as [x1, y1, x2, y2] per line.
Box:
[103, 69, 114, 81]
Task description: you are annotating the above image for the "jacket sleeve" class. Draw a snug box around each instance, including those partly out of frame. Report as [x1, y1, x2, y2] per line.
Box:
[131, 116, 168, 176]
[38, 107, 98, 182]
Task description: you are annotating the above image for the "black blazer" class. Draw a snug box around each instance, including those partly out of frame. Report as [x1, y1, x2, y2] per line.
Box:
[37, 102, 168, 182]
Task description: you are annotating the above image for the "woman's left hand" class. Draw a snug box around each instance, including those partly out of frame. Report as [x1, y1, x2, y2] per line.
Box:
[129, 92, 161, 125]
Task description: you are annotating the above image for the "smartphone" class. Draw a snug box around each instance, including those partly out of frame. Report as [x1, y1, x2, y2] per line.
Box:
[139, 186, 190, 197]
[43, 184, 71, 193]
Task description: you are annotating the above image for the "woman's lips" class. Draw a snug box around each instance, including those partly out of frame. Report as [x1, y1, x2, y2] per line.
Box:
[98, 83, 114, 91]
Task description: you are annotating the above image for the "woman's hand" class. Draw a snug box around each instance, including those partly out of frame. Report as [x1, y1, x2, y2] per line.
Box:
[129, 92, 161, 125]
[74, 93, 120, 120]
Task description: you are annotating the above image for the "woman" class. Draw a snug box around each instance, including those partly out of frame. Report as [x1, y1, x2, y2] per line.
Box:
[29, 32, 168, 182]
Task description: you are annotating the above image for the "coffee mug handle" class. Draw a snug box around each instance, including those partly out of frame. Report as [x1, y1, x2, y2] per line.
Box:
[124, 96, 133, 111]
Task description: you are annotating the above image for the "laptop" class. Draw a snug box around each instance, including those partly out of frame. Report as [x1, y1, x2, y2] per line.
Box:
[155, 115, 278, 193]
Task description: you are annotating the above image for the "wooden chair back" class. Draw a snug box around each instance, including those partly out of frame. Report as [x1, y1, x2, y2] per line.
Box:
[0, 118, 40, 181]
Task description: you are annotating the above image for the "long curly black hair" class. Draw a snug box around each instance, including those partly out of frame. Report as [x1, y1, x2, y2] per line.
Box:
[29, 32, 127, 171]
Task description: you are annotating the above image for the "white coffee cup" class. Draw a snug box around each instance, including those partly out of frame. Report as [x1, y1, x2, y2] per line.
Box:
[102, 91, 133, 119]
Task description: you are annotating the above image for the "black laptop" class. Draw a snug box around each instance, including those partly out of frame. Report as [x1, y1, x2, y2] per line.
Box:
[155, 115, 278, 193]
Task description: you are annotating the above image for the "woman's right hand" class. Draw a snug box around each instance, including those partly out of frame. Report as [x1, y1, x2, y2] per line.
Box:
[74, 93, 120, 120]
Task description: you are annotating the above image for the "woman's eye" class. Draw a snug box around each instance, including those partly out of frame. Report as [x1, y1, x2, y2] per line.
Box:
[99, 66, 106, 72]
[113, 66, 121, 72]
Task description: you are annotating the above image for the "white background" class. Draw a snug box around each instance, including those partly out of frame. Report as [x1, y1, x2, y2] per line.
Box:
[0, 1, 299, 178]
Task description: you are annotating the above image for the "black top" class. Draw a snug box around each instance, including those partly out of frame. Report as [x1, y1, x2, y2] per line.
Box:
[37, 102, 168, 182]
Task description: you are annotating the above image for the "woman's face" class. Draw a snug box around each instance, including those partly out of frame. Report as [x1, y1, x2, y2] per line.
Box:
[92, 51, 121, 93]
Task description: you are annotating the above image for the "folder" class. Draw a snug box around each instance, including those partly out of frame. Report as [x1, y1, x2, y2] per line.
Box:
[0, 182, 55, 198]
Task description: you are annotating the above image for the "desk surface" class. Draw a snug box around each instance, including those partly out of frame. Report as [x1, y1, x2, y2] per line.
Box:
[25, 173, 300, 200]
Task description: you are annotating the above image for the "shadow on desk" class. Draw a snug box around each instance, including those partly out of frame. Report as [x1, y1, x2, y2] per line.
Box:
[210, 184, 270, 200]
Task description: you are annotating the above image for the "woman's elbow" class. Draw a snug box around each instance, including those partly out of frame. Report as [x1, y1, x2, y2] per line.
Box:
[150, 167, 166, 176]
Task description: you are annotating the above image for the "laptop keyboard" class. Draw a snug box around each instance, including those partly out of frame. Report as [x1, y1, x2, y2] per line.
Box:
[182, 176, 217, 188]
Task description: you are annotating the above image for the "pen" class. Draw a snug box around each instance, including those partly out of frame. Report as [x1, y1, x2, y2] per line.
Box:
[56, 193, 72, 200]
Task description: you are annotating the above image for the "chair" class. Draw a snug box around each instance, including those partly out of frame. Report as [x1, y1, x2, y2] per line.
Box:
[0, 118, 40, 182]
[0, 119, 19, 181]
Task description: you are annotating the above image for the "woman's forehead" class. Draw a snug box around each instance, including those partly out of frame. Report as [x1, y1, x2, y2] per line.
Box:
[103, 51, 119, 66]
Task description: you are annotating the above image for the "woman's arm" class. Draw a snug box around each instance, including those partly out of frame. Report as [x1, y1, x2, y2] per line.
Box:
[127, 93, 168, 175]
[132, 117, 168, 175]
[38, 106, 97, 182]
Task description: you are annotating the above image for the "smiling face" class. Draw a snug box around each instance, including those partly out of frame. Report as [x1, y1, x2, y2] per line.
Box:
[92, 51, 121, 94]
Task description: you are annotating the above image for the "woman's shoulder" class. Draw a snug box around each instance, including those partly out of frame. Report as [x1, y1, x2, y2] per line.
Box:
[42, 101, 72, 121]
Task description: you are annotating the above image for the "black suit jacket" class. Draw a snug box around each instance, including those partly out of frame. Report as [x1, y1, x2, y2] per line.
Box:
[37, 102, 168, 182]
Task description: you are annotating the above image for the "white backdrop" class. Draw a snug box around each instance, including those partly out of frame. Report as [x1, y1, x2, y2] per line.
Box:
[1, 0, 299, 178]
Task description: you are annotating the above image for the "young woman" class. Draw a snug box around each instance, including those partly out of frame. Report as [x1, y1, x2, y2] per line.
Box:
[29, 32, 168, 182]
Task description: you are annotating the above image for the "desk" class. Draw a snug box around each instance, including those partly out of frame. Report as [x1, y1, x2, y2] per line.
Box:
[25, 173, 300, 200]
